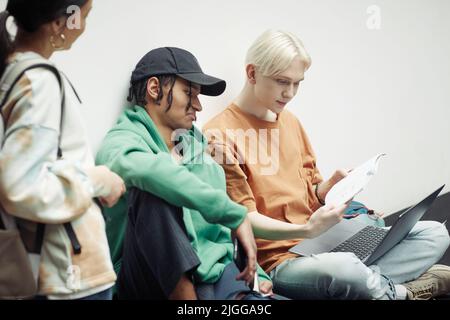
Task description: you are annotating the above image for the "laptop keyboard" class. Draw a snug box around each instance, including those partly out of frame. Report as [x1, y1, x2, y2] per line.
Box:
[330, 225, 389, 261]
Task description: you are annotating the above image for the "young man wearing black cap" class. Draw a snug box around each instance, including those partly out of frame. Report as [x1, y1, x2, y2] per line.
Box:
[96, 47, 273, 300]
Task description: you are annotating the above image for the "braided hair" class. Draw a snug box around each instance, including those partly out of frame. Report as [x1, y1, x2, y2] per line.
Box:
[127, 75, 194, 112]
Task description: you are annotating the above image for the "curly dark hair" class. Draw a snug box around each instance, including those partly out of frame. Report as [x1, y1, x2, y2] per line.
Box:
[127, 75, 194, 112]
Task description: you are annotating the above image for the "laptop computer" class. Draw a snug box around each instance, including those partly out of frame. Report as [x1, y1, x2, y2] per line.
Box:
[289, 185, 445, 266]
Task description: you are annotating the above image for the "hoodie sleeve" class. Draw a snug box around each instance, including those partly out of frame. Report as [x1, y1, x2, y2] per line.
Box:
[257, 264, 272, 283]
[96, 131, 246, 230]
[0, 71, 93, 224]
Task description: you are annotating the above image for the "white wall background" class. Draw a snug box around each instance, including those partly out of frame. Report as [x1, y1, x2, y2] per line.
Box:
[2, 0, 450, 215]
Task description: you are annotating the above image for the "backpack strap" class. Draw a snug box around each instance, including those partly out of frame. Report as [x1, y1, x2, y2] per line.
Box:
[0, 213, 5, 230]
[1, 59, 65, 153]
[0, 58, 64, 107]
[0, 58, 82, 255]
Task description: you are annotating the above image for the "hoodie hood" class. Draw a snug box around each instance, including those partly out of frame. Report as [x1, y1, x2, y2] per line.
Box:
[110, 105, 207, 163]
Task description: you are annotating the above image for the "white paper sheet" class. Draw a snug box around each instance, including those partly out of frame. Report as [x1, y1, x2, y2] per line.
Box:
[325, 153, 386, 206]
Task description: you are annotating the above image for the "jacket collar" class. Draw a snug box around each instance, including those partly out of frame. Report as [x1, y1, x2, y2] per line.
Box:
[125, 105, 207, 163]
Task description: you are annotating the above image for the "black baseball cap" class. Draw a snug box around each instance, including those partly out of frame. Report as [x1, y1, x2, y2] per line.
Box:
[130, 47, 226, 96]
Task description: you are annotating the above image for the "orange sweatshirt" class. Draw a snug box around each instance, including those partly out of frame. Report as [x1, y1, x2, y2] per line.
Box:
[203, 104, 323, 272]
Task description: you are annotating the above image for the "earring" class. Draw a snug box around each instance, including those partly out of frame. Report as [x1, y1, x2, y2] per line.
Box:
[50, 34, 66, 50]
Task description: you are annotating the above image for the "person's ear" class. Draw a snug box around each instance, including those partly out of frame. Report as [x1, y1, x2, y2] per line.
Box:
[246, 64, 257, 85]
[50, 16, 67, 35]
[146, 77, 160, 100]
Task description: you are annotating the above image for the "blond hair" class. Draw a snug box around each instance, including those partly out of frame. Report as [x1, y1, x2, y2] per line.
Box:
[245, 30, 311, 77]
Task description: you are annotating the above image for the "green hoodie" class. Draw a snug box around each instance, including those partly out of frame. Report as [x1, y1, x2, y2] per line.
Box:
[96, 105, 271, 284]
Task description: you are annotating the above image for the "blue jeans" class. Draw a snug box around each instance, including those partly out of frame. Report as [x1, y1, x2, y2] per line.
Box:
[270, 217, 450, 300]
[77, 287, 113, 300]
[35, 287, 113, 300]
[196, 262, 273, 300]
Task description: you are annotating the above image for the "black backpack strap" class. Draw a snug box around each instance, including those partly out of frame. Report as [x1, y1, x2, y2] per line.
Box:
[1, 62, 65, 152]
[63, 223, 81, 255]
[34, 223, 46, 254]
[1, 59, 81, 255]
[1, 62, 63, 109]
[0, 214, 5, 230]
[60, 71, 82, 104]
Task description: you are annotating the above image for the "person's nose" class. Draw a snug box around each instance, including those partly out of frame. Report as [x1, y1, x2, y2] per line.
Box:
[283, 85, 295, 99]
[191, 96, 202, 112]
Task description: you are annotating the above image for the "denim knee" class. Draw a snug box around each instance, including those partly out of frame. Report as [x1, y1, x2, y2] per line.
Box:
[272, 253, 395, 300]
[313, 253, 375, 299]
[420, 221, 450, 257]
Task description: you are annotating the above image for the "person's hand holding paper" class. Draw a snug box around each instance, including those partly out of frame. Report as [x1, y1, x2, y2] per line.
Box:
[316, 169, 351, 202]
[324, 153, 386, 207]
